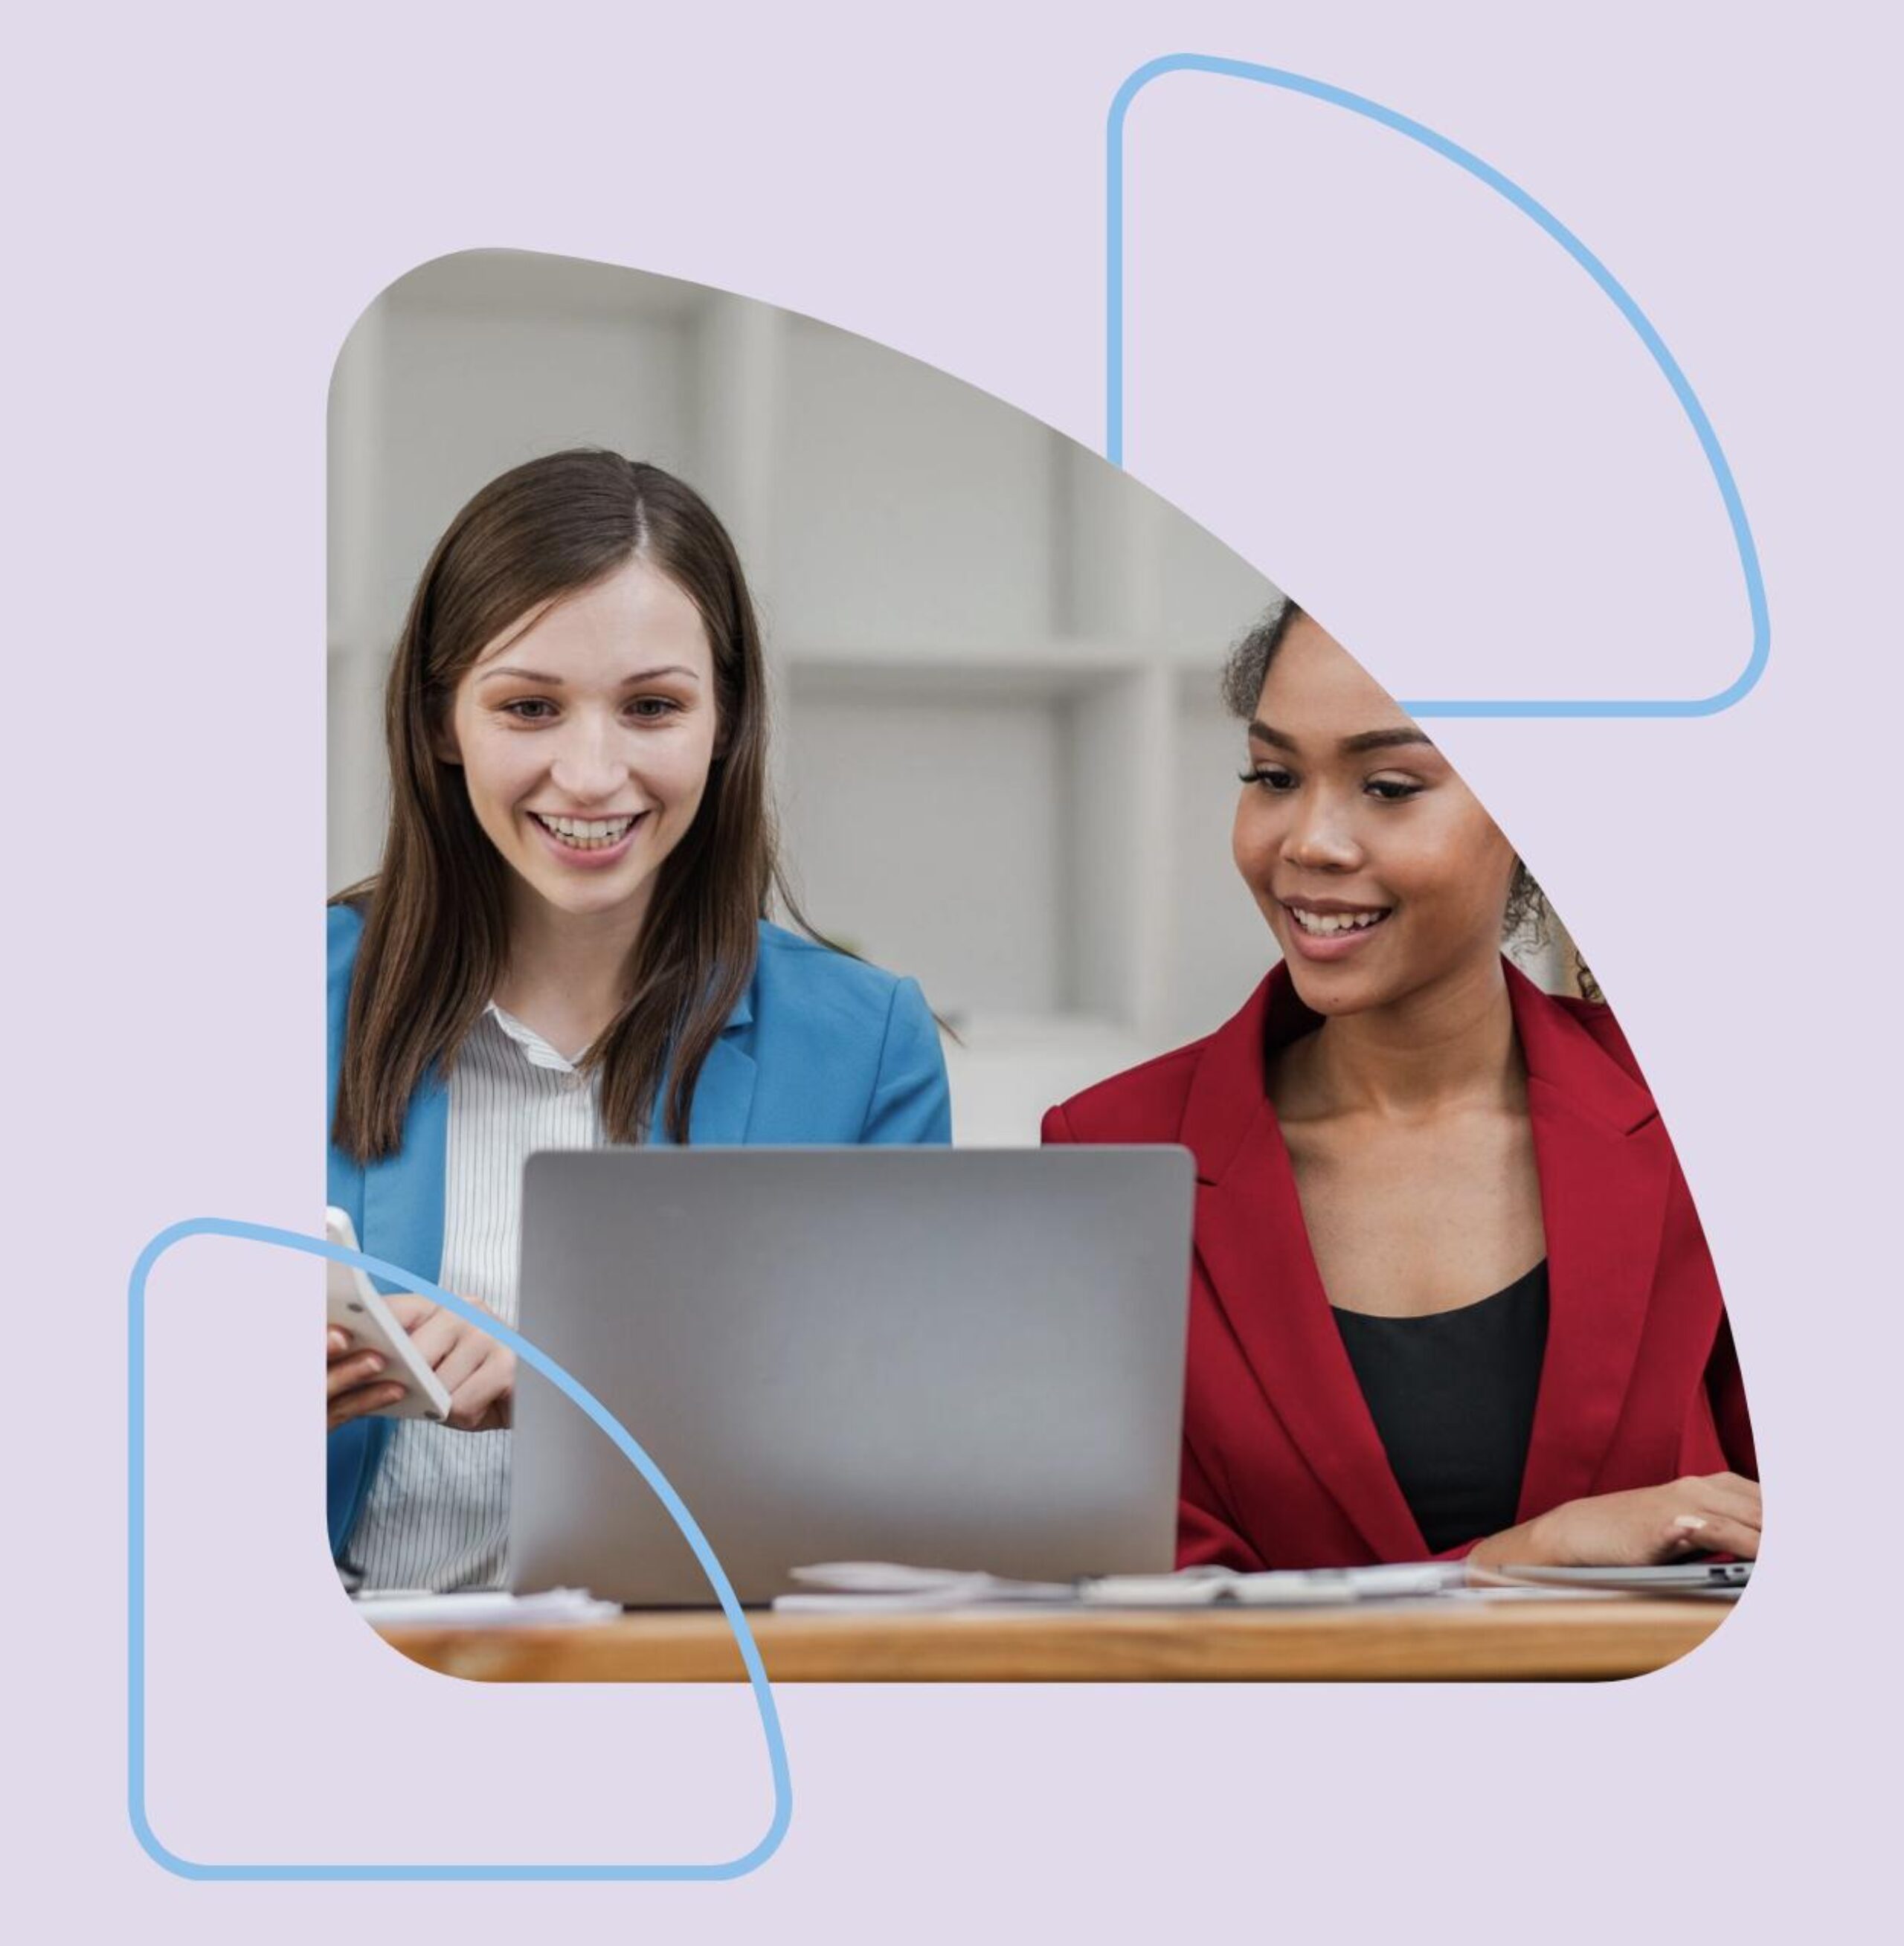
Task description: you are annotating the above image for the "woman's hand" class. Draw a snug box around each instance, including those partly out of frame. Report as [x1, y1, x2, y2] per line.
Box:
[382, 1292, 517, 1431]
[327, 1327, 408, 1431]
[1467, 1472, 1762, 1569]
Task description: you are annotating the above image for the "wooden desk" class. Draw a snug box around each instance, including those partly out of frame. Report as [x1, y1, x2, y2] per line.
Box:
[379, 1595, 1731, 1683]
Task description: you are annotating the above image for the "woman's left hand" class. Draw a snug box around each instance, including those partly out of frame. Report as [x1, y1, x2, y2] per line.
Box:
[1467, 1472, 1761, 1569]
[385, 1292, 516, 1431]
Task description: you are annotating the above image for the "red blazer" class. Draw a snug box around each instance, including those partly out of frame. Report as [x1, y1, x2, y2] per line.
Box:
[1043, 962, 1755, 1570]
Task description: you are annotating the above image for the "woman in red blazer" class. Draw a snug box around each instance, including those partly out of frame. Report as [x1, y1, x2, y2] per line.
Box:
[1044, 605, 1757, 1572]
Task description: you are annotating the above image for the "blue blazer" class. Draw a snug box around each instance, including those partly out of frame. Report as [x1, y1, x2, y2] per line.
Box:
[325, 901, 952, 1559]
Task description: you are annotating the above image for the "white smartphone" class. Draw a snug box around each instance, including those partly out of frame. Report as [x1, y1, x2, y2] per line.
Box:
[325, 1207, 453, 1422]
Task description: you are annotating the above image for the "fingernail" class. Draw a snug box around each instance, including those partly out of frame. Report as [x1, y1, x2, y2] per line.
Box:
[361, 1354, 385, 1374]
[1673, 1515, 1708, 1531]
[327, 1330, 348, 1353]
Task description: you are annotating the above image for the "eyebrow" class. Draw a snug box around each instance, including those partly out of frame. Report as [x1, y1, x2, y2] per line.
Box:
[1248, 721, 1435, 755]
[477, 663, 701, 686]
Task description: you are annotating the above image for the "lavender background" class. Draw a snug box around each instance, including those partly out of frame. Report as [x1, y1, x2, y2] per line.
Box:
[13, 0, 1898, 1935]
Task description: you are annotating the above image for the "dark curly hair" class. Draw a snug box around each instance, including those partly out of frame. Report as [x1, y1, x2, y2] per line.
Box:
[1222, 599, 1602, 1004]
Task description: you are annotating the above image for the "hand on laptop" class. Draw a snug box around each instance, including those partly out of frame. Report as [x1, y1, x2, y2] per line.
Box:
[1468, 1472, 1762, 1568]
[325, 1295, 516, 1432]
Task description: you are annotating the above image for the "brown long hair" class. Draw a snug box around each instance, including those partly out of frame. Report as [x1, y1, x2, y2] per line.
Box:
[332, 448, 804, 1159]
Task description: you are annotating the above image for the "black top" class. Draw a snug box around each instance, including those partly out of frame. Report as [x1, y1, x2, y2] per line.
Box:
[1332, 1262, 1550, 1555]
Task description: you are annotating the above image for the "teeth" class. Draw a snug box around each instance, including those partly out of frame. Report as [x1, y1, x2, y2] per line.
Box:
[1290, 906, 1387, 935]
[536, 813, 636, 850]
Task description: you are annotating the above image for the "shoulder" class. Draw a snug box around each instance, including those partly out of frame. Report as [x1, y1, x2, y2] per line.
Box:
[1044, 1033, 1211, 1143]
[750, 919, 917, 1028]
[736, 926, 942, 1136]
[1508, 965, 1659, 1131]
[742, 924, 947, 1138]
[1548, 989, 1644, 1081]
[745, 922, 942, 1092]
[1519, 965, 1650, 1092]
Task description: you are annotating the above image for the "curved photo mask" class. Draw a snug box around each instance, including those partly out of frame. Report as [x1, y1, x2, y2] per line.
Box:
[323, 248, 1754, 1678]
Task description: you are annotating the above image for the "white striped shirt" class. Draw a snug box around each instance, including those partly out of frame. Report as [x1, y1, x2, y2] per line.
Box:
[341, 1002, 602, 1591]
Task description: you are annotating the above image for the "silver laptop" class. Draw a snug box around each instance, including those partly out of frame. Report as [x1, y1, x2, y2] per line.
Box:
[509, 1147, 1194, 1605]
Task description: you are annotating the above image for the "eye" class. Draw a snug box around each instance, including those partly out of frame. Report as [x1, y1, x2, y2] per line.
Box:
[1365, 776, 1425, 802]
[1239, 764, 1297, 792]
[501, 698, 556, 722]
[625, 695, 684, 721]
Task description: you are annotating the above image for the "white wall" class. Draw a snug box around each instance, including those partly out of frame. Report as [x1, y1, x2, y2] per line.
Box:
[777, 680, 1066, 1017]
[772, 318, 1058, 653]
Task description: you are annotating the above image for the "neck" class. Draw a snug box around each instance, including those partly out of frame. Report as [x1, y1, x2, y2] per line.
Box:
[1298, 955, 1522, 1121]
[494, 883, 654, 1054]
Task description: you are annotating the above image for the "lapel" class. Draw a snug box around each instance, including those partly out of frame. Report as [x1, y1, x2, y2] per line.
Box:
[1183, 960, 1669, 1559]
[670, 982, 759, 1147]
[1506, 964, 1670, 1516]
[1184, 970, 1429, 1561]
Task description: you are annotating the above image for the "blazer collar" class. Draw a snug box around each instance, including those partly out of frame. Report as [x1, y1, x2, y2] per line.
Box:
[1509, 966, 1670, 1518]
[1182, 958, 1667, 1558]
[677, 973, 758, 1147]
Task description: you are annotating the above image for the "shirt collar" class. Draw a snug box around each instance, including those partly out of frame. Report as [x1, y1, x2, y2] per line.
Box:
[480, 1000, 585, 1074]
[479, 953, 759, 1075]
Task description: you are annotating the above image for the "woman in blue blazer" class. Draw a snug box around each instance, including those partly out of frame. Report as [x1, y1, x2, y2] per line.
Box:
[326, 451, 950, 1582]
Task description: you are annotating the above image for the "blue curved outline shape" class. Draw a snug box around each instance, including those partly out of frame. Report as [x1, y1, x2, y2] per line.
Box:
[128, 1217, 792, 1881]
[1106, 52, 1769, 718]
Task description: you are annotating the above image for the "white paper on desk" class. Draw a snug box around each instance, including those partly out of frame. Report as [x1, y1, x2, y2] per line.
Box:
[1437, 1582, 1626, 1602]
[1081, 1562, 1467, 1607]
[775, 1559, 1472, 1613]
[776, 1562, 1075, 1614]
[352, 1588, 621, 1629]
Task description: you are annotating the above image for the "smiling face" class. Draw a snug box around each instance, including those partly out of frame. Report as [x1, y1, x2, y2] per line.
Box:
[1232, 613, 1519, 1018]
[438, 553, 721, 934]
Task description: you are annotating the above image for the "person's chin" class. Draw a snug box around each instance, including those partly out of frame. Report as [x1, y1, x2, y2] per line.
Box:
[1282, 959, 1386, 1017]
[512, 854, 651, 920]
[1273, 925, 1393, 1017]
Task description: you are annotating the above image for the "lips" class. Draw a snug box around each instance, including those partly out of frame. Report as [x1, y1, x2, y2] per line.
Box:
[1279, 896, 1393, 961]
[1287, 903, 1389, 938]
[530, 811, 640, 848]
[526, 809, 649, 869]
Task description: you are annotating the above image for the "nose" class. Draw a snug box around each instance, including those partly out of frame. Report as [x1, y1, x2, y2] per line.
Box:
[1281, 788, 1363, 873]
[547, 714, 626, 805]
